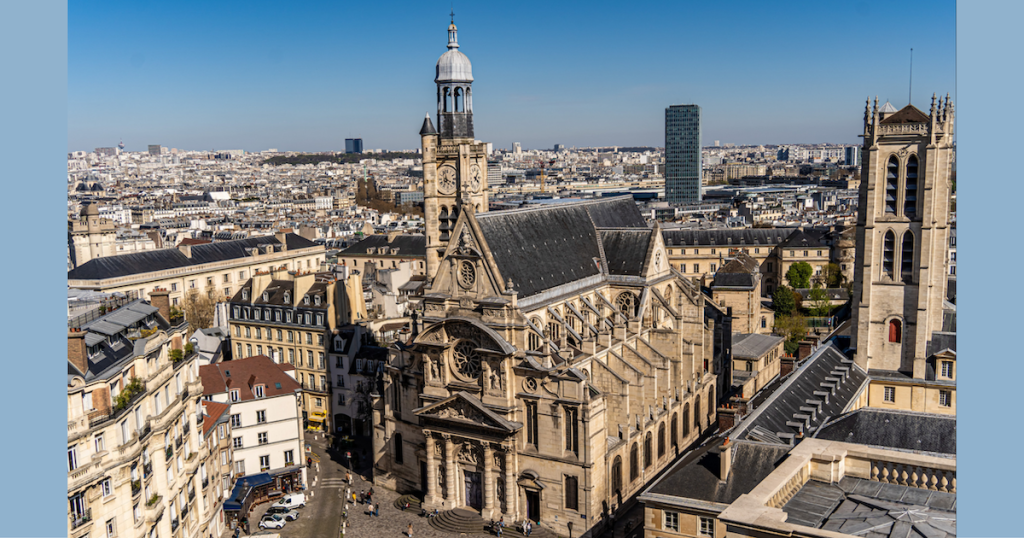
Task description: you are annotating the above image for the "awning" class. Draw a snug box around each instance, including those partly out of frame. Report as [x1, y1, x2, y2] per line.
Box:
[307, 412, 326, 423]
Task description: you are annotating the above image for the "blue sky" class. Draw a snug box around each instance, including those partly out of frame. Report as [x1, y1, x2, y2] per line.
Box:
[69, 0, 955, 152]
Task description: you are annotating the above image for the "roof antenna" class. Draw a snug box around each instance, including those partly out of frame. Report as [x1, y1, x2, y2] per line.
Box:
[908, 48, 913, 105]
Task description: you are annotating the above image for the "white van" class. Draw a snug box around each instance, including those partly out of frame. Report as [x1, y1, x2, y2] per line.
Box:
[270, 493, 307, 510]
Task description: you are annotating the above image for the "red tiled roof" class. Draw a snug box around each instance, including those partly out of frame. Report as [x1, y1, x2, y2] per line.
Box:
[199, 355, 300, 401]
[201, 401, 231, 437]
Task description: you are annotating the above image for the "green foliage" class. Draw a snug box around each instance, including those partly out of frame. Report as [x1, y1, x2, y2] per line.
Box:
[114, 377, 144, 411]
[775, 314, 808, 352]
[355, 175, 423, 218]
[140, 327, 158, 338]
[808, 286, 833, 317]
[786, 262, 813, 289]
[823, 262, 845, 288]
[147, 494, 160, 507]
[169, 349, 184, 363]
[184, 342, 194, 354]
[773, 285, 796, 316]
[261, 152, 419, 167]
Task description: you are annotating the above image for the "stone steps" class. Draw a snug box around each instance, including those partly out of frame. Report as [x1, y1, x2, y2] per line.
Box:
[426, 509, 557, 538]
[393, 494, 423, 511]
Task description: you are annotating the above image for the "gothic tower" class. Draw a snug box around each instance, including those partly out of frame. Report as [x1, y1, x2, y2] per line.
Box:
[850, 94, 954, 377]
[422, 18, 489, 280]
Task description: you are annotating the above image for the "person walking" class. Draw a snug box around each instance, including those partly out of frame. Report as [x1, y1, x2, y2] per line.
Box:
[407, 523, 414, 538]
[527, 520, 533, 536]
[375, 502, 381, 517]
[307, 456, 312, 468]
[346, 471, 352, 484]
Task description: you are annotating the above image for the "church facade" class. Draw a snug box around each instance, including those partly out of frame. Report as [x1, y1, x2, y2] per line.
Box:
[369, 20, 729, 538]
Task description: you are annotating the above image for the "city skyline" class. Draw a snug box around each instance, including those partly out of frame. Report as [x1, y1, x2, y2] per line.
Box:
[69, 0, 955, 153]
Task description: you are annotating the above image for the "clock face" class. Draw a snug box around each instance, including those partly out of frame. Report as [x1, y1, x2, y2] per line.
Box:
[469, 164, 482, 192]
[438, 165, 457, 195]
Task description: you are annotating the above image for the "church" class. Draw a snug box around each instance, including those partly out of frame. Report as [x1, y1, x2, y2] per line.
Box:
[369, 19, 731, 537]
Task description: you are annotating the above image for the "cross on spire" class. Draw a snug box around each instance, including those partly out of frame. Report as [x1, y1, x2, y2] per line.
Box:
[450, 5, 455, 23]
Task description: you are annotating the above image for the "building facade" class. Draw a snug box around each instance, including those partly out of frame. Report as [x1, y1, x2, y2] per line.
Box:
[665, 105, 702, 204]
[68, 300, 225, 538]
[227, 270, 342, 428]
[850, 95, 956, 414]
[69, 202, 118, 269]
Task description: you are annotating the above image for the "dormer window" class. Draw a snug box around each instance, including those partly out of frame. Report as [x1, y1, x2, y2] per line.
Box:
[242, 290, 248, 300]
[314, 296, 321, 306]
[262, 292, 268, 302]
[286, 311, 293, 323]
[380, 247, 389, 255]
[233, 306, 240, 319]
[304, 296, 310, 305]
[391, 248, 400, 254]
[254, 385, 265, 398]
[229, 389, 239, 402]
[367, 247, 376, 255]
[275, 310, 281, 322]
[284, 292, 290, 303]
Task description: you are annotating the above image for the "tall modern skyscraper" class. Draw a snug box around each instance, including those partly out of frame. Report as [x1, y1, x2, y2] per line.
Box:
[665, 104, 702, 204]
[345, 138, 363, 154]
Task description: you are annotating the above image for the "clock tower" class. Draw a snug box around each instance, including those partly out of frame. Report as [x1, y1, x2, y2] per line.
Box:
[421, 17, 490, 280]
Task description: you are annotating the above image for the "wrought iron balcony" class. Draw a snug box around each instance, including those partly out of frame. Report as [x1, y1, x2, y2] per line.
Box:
[69, 508, 91, 530]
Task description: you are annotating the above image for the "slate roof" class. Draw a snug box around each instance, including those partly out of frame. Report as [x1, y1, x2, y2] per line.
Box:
[339, 234, 426, 256]
[731, 333, 784, 359]
[419, 114, 437, 135]
[815, 408, 955, 455]
[784, 477, 956, 537]
[199, 355, 300, 400]
[879, 104, 931, 124]
[713, 252, 760, 288]
[926, 332, 956, 357]
[475, 197, 645, 298]
[661, 228, 791, 248]
[600, 229, 652, 276]
[732, 343, 868, 443]
[946, 276, 956, 304]
[778, 229, 826, 249]
[795, 288, 850, 301]
[68, 233, 319, 280]
[71, 300, 170, 381]
[646, 439, 791, 505]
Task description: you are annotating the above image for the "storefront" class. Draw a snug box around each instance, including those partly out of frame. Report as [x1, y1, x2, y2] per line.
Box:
[222, 467, 304, 531]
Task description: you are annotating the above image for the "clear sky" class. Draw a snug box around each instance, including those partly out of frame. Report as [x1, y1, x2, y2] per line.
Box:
[69, 0, 955, 153]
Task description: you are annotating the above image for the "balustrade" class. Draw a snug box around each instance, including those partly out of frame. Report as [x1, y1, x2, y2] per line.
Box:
[869, 460, 955, 493]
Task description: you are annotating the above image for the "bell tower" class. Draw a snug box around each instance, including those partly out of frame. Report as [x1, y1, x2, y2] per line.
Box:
[850, 94, 954, 377]
[422, 16, 490, 281]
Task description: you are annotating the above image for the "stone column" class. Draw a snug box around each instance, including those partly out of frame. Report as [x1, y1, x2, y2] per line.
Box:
[444, 434, 457, 506]
[502, 441, 516, 518]
[425, 431, 438, 507]
[483, 442, 494, 518]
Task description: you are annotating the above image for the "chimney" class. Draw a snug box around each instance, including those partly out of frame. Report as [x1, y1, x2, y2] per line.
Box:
[780, 356, 795, 377]
[177, 242, 193, 258]
[275, 230, 289, 250]
[797, 341, 814, 360]
[68, 329, 89, 375]
[150, 288, 171, 322]
[720, 437, 733, 481]
[718, 405, 739, 431]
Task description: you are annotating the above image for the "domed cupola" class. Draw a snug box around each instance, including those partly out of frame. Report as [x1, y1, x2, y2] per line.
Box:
[435, 18, 474, 139]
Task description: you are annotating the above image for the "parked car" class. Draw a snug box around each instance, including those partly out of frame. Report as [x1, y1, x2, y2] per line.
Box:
[265, 508, 299, 521]
[271, 493, 307, 510]
[259, 514, 286, 530]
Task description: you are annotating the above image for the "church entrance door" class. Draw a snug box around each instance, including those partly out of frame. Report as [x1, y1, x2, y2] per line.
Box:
[465, 471, 482, 510]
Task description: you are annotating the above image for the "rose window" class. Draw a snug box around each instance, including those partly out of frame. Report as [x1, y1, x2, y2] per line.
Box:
[452, 340, 481, 380]
[616, 292, 636, 316]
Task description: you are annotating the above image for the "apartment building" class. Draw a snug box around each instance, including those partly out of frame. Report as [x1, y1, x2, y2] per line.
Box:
[67, 298, 224, 538]
[199, 356, 306, 492]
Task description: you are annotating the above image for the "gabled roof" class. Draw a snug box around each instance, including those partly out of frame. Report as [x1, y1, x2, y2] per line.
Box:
[414, 391, 521, 432]
[879, 104, 930, 124]
[661, 228, 790, 248]
[200, 401, 231, 437]
[199, 355, 300, 400]
[475, 196, 646, 298]
[713, 252, 760, 289]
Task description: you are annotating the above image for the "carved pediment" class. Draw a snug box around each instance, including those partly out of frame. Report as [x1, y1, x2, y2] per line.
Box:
[414, 318, 517, 355]
[415, 391, 519, 432]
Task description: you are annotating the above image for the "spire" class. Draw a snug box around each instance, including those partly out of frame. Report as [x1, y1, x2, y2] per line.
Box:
[864, 98, 870, 127]
[419, 113, 437, 135]
[447, 16, 459, 50]
[930, 93, 937, 117]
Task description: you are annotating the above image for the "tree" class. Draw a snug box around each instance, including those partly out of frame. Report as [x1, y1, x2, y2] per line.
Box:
[823, 262, 845, 288]
[183, 284, 217, 330]
[775, 314, 808, 355]
[773, 285, 796, 316]
[786, 262, 813, 289]
[808, 286, 832, 317]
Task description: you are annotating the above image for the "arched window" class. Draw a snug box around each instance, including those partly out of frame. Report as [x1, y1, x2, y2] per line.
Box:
[885, 156, 899, 214]
[611, 456, 622, 502]
[644, 432, 653, 469]
[394, 433, 403, 464]
[904, 155, 918, 217]
[694, 396, 701, 432]
[657, 423, 666, 458]
[901, 232, 915, 283]
[889, 319, 902, 343]
[709, 386, 715, 415]
[682, 404, 690, 437]
[629, 443, 639, 482]
[454, 87, 463, 112]
[882, 231, 896, 280]
[671, 413, 678, 448]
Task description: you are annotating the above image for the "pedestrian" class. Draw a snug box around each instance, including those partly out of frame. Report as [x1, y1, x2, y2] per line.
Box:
[360, 490, 366, 504]
[375, 502, 380, 516]
[307, 456, 312, 468]
[346, 471, 352, 484]
[527, 520, 532, 536]
[407, 523, 414, 538]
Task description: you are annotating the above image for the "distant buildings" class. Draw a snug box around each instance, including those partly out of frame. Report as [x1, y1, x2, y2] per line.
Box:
[148, 145, 162, 156]
[844, 145, 861, 166]
[665, 104, 702, 204]
[345, 138, 364, 154]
